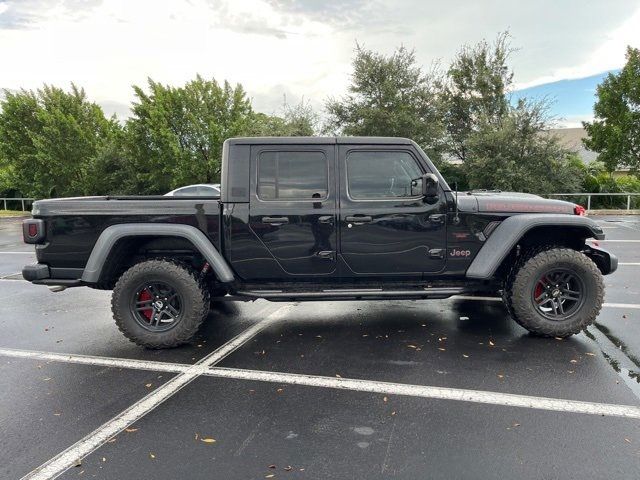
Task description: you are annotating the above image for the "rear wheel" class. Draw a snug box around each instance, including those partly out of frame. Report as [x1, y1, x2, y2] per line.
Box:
[112, 259, 210, 348]
[503, 248, 604, 337]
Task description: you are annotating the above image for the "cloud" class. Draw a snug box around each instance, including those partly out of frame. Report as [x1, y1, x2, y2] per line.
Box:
[0, 0, 638, 123]
[0, 0, 103, 29]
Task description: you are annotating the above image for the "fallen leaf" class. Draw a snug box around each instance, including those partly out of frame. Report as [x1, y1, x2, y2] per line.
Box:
[201, 438, 216, 444]
[265, 475, 275, 479]
[462, 354, 469, 358]
[585, 352, 595, 356]
[107, 437, 117, 443]
[335, 374, 342, 378]
[407, 344, 417, 349]
[149, 453, 155, 459]
[194, 433, 199, 440]
[268, 464, 277, 469]
[125, 428, 138, 433]
[74, 459, 82, 467]
[54, 412, 62, 416]
[102, 457, 106, 462]
[570, 359, 578, 364]
[391, 411, 396, 416]
[512, 422, 520, 427]
[497, 374, 504, 379]
[284, 466, 293, 471]
[383, 396, 388, 403]
[488, 340, 495, 346]
[145, 383, 153, 388]
[625, 438, 632, 443]
[276, 388, 284, 393]
[438, 348, 446, 351]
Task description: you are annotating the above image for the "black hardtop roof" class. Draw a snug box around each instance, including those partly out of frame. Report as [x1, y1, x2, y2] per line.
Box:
[225, 136, 413, 145]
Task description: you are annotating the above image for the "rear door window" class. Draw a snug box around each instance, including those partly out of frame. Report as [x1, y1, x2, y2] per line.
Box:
[257, 151, 328, 200]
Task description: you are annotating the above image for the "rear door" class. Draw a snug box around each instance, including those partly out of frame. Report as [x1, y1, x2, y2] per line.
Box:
[338, 144, 447, 277]
[248, 145, 337, 276]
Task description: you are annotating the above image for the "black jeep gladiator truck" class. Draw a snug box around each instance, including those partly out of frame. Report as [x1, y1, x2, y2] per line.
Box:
[22, 137, 617, 348]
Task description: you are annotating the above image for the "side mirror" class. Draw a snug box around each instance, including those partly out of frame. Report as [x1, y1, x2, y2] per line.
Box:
[422, 173, 439, 199]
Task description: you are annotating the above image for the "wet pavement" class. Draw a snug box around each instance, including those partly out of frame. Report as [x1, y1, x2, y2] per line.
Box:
[1, 215, 639, 479]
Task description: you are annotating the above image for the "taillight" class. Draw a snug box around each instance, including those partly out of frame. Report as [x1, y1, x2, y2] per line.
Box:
[23, 219, 45, 244]
[574, 205, 586, 216]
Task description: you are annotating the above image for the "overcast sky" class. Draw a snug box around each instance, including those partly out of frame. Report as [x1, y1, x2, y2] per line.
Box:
[0, 0, 638, 125]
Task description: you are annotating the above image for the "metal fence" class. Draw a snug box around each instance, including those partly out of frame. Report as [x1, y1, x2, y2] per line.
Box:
[1, 198, 36, 211]
[546, 193, 640, 211]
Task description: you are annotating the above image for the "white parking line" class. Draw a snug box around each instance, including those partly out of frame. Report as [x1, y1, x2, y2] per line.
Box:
[0, 347, 190, 374]
[620, 263, 640, 266]
[19, 304, 292, 480]
[205, 367, 640, 419]
[590, 239, 640, 243]
[0, 251, 34, 254]
[2, 342, 639, 428]
[602, 303, 640, 309]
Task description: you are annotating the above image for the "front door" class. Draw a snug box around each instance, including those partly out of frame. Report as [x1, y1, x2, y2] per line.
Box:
[248, 145, 337, 277]
[338, 145, 447, 277]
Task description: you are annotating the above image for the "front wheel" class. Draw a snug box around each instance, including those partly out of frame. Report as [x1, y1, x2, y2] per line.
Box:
[503, 248, 604, 337]
[112, 259, 210, 348]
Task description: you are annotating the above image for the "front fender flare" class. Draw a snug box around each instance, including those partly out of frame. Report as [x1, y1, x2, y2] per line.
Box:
[81, 224, 235, 284]
[465, 214, 605, 279]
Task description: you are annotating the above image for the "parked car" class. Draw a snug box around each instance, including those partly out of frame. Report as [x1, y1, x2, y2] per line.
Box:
[22, 136, 616, 348]
[165, 184, 220, 197]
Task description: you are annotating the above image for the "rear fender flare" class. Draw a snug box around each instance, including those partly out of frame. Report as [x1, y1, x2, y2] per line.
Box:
[81, 224, 235, 284]
[465, 214, 605, 279]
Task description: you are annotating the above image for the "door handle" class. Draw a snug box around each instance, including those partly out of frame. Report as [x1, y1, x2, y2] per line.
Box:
[429, 214, 446, 224]
[318, 215, 334, 225]
[345, 215, 372, 224]
[262, 216, 289, 225]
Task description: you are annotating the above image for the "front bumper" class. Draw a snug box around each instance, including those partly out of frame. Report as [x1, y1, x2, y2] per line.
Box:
[585, 246, 618, 275]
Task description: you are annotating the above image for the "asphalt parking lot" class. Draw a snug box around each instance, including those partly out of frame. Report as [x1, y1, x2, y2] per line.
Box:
[1, 215, 639, 479]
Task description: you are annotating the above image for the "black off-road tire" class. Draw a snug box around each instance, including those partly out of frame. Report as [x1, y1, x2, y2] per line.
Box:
[503, 248, 604, 337]
[112, 259, 210, 348]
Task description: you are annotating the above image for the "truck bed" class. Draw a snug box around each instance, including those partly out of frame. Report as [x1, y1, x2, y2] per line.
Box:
[31, 196, 222, 280]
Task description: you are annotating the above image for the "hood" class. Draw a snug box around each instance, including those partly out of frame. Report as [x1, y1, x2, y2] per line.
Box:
[457, 190, 577, 214]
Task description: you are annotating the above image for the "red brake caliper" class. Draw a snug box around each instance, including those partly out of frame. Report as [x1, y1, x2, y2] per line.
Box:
[534, 282, 544, 302]
[137, 289, 153, 320]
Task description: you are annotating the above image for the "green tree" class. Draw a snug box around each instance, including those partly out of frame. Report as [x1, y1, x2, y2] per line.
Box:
[442, 32, 513, 162]
[466, 99, 585, 194]
[248, 100, 317, 137]
[124, 76, 253, 194]
[325, 45, 444, 161]
[0, 85, 119, 198]
[583, 46, 640, 173]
